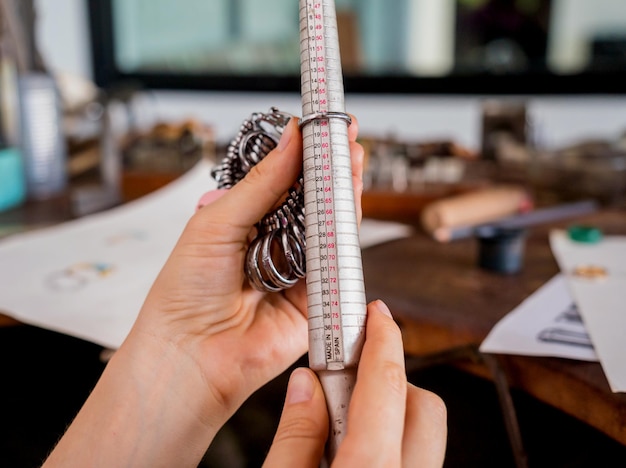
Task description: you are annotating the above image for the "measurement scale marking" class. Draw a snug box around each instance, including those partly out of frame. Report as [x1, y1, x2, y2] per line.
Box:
[300, 0, 367, 459]
[301, 0, 345, 364]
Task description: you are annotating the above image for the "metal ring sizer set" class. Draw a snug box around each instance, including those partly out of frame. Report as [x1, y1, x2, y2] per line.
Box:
[210, 107, 307, 292]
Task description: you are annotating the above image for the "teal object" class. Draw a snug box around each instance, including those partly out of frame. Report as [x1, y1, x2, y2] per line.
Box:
[0, 147, 26, 211]
[568, 225, 603, 244]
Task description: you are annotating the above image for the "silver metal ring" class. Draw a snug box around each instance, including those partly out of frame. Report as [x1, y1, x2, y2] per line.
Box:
[245, 235, 284, 293]
[261, 229, 299, 289]
[299, 111, 352, 129]
[281, 228, 306, 279]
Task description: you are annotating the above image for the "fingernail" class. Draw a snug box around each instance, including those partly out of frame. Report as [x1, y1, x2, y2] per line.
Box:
[286, 368, 315, 404]
[374, 300, 393, 318]
[276, 119, 294, 152]
[195, 189, 228, 211]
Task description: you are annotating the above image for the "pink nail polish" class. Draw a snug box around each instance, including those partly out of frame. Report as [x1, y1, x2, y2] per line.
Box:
[196, 189, 228, 211]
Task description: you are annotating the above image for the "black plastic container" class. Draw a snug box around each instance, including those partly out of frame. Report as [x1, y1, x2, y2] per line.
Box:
[476, 226, 526, 274]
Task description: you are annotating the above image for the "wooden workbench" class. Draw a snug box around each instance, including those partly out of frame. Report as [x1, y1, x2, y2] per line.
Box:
[361, 209, 626, 449]
[2, 174, 625, 454]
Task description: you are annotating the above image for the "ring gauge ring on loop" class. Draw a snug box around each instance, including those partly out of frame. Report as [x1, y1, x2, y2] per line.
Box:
[245, 236, 282, 293]
[261, 229, 299, 290]
[299, 111, 352, 129]
[281, 227, 306, 279]
[211, 107, 307, 292]
[238, 130, 274, 171]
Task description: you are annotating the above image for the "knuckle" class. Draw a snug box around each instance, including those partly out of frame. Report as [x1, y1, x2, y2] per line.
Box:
[423, 390, 448, 421]
[411, 385, 448, 422]
[274, 414, 327, 444]
[242, 156, 290, 201]
[243, 162, 269, 189]
[372, 319, 403, 346]
[381, 360, 407, 397]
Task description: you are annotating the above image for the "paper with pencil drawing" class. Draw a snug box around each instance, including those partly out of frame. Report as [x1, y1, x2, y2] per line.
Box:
[0, 161, 215, 348]
[0, 160, 413, 349]
[480, 274, 598, 362]
[482, 230, 626, 393]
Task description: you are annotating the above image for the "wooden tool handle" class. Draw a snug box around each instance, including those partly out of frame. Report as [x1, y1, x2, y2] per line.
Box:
[420, 185, 532, 235]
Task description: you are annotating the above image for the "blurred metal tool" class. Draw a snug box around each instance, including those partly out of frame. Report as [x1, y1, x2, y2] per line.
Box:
[434, 199, 600, 243]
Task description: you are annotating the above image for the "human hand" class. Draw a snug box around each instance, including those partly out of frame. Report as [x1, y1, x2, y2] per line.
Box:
[127, 116, 364, 425]
[41, 116, 364, 468]
[263, 300, 448, 468]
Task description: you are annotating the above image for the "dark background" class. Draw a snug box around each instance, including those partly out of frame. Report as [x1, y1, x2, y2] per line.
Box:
[2, 324, 625, 467]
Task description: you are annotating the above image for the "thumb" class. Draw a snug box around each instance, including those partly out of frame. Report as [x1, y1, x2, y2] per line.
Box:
[209, 117, 303, 228]
[263, 368, 328, 468]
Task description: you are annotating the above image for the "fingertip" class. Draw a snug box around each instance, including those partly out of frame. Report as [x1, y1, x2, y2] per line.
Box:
[286, 368, 316, 405]
[195, 189, 229, 212]
[371, 299, 393, 319]
[276, 117, 299, 152]
[264, 368, 327, 467]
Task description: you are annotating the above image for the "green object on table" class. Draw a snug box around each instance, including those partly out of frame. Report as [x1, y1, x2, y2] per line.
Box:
[568, 225, 603, 244]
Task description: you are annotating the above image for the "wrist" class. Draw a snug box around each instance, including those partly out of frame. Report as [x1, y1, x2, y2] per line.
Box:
[45, 330, 228, 467]
[116, 327, 231, 433]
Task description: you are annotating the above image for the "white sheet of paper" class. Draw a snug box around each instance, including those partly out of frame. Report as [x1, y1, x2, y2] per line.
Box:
[0, 160, 414, 349]
[0, 161, 216, 348]
[358, 218, 414, 249]
[549, 230, 626, 393]
[480, 274, 598, 361]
